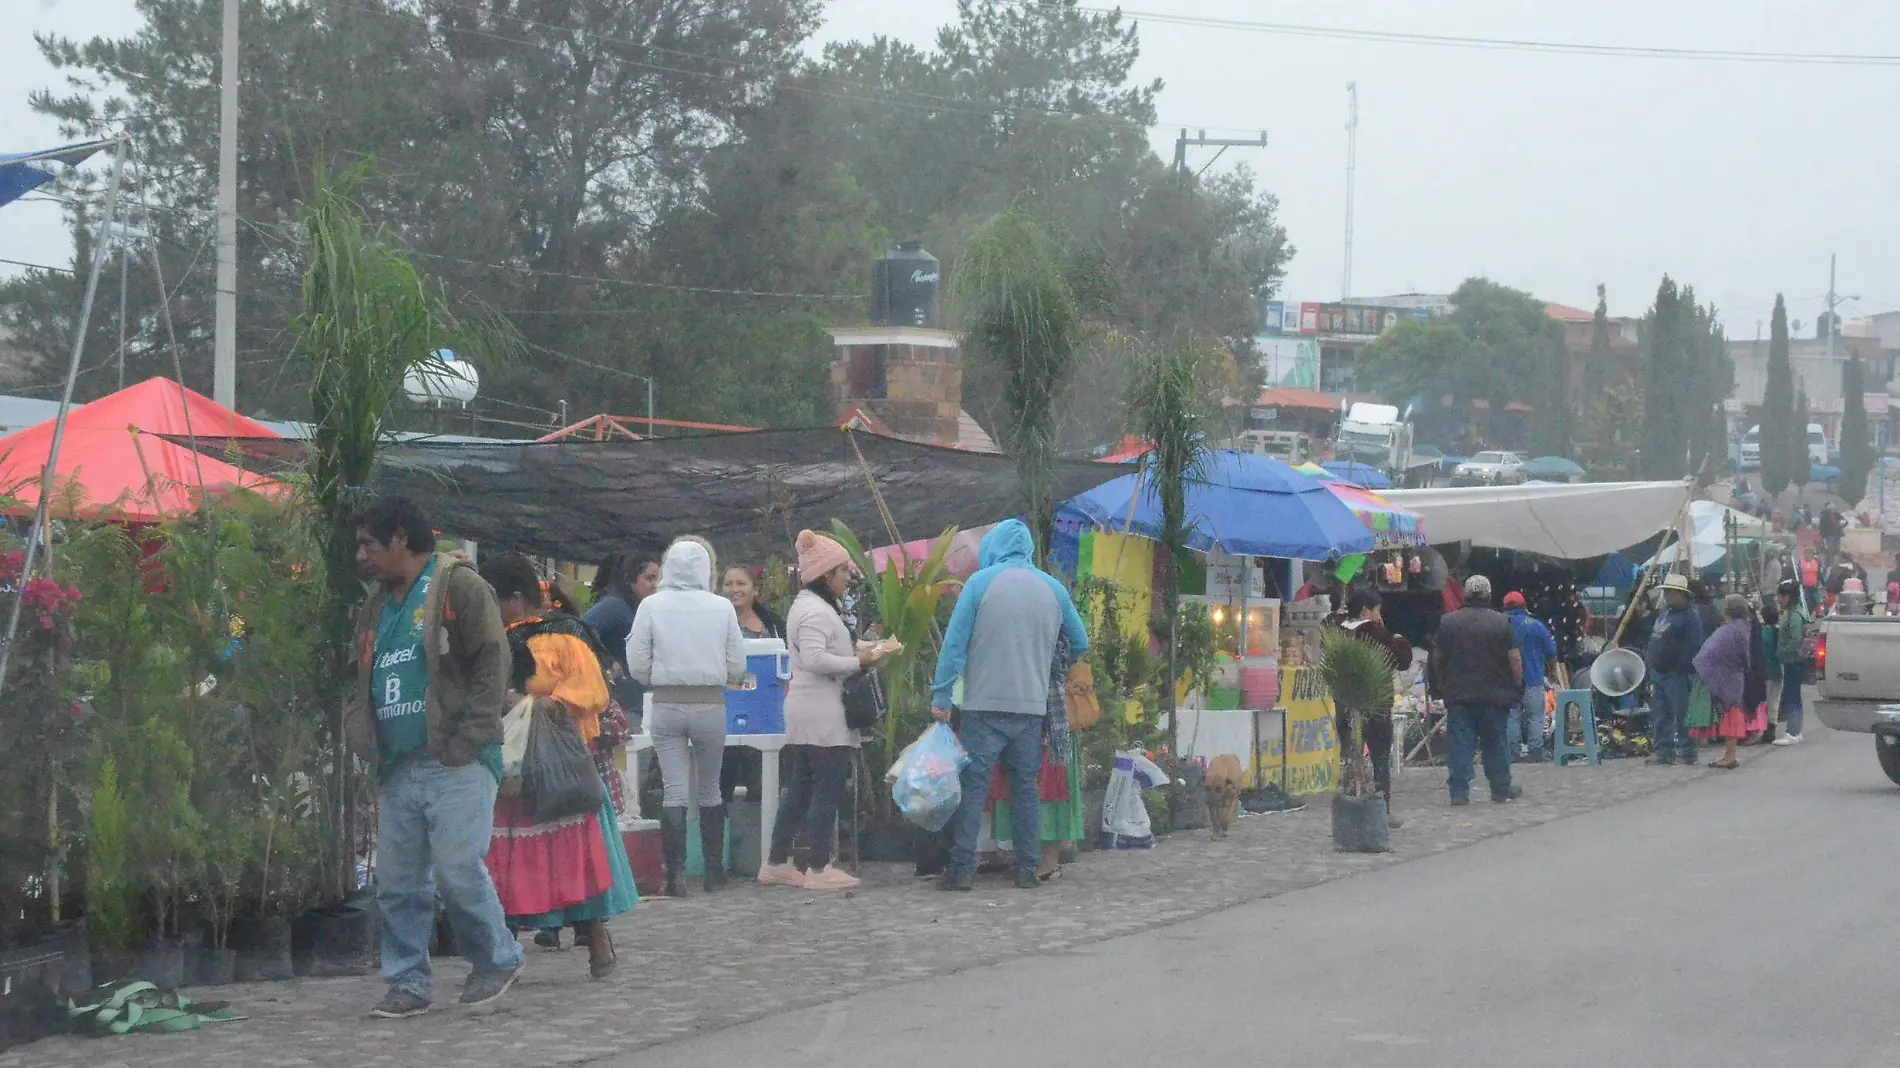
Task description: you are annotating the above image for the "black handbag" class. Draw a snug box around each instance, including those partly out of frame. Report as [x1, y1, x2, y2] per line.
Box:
[521, 703, 605, 822]
[842, 668, 885, 731]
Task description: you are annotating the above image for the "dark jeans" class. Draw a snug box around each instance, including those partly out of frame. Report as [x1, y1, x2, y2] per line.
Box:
[1780, 661, 1807, 735]
[1336, 708, 1394, 798]
[948, 710, 1043, 877]
[767, 744, 854, 871]
[1444, 701, 1512, 801]
[1649, 671, 1696, 763]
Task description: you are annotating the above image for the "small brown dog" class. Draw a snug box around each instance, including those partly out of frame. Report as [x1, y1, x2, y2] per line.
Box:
[1204, 753, 1245, 839]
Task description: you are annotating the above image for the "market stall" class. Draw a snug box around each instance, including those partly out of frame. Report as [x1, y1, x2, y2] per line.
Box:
[1382, 479, 1691, 559]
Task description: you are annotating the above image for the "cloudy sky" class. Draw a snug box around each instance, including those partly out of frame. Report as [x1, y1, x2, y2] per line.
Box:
[6, 0, 1899, 335]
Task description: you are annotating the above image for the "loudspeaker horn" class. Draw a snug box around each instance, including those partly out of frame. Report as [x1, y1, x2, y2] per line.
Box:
[1590, 647, 1646, 698]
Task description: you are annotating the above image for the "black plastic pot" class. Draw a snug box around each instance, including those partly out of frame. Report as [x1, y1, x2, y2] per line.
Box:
[234, 916, 295, 982]
[1331, 793, 1392, 854]
[0, 939, 69, 1052]
[129, 940, 186, 988]
[195, 947, 238, 987]
[1080, 788, 1106, 852]
[1169, 762, 1211, 831]
[855, 812, 920, 864]
[91, 950, 135, 985]
[293, 895, 375, 978]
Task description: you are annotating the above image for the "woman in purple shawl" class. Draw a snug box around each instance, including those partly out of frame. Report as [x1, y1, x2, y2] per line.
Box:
[1693, 594, 1766, 769]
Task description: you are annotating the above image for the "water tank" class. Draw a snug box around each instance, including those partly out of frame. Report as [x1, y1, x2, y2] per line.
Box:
[403, 349, 481, 407]
[870, 243, 941, 328]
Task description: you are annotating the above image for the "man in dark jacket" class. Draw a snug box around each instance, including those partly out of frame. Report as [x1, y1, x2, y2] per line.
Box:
[1644, 573, 1705, 765]
[1429, 575, 1524, 805]
[350, 497, 521, 1019]
[1334, 590, 1413, 827]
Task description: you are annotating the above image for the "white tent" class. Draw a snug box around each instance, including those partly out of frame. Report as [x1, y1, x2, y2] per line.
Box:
[1636, 499, 1772, 570]
[1383, 480, 1692, 560]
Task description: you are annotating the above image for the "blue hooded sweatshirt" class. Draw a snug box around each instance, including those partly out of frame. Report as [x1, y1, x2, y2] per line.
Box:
[930, 520, 1090, 714]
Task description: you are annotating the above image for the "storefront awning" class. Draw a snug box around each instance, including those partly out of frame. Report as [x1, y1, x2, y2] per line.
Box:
[1382, 480, 1691, 560]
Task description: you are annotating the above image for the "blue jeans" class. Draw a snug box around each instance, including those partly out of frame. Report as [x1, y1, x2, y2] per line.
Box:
[1508, 683, 1547, 756]
[377, 758, 522, 1000]
[1649, 671, 1696, 763]
[948, 710, 1043, 876]
[1780, 661, 1806, 735]
[1445, 701, 1512, 801]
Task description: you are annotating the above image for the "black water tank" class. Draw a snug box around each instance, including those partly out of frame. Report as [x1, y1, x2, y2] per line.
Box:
[870, 243, 941, 328]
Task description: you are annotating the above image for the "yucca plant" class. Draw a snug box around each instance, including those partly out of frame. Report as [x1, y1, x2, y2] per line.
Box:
[1320, 628, 1396, 798]
[952, 212, 1081, 559]
[828, 521, 959, 768]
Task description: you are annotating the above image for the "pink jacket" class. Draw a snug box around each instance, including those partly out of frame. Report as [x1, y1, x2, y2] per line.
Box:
[783, 590, 861, 748]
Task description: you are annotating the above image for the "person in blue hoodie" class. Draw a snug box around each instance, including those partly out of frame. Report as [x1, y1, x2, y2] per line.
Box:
[1644, 573, 1705, 766]
[930, 520, 1090, 892]
[1502, 591, 1559, 762]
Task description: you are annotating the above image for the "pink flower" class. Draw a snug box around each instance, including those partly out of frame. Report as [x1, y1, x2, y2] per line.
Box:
[37, 616, 53, 631]
[65, 702, 83, 719]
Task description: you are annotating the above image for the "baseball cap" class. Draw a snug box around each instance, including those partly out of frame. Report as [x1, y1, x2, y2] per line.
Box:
[1502, 591, 1526, 609]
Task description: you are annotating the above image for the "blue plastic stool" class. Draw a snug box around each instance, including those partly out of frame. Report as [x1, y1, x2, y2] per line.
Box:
[1551, 689, 1601, 767]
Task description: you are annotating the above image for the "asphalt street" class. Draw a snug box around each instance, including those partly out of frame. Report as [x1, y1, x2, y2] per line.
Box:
[634, 718, 1900, 1068]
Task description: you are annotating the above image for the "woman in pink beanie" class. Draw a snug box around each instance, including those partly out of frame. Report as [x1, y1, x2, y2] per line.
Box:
[758, 530, 890, 889]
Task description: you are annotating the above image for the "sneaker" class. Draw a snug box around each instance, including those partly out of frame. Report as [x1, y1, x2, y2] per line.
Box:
[756, 863, 806, 888]
[938, 869, 974, 892]
[1772, 734, 1803, 746]
[1491, 784, 1524, 803]
[369, 988, 430, 1019]
[803, 866, 861, 891]
[1449, 795, 1470, 807]
[458, 959, 523, 1007]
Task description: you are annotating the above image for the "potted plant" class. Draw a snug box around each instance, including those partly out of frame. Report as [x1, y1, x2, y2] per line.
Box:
[1320, 628, 1395, 853]
[85, 758, 140, 982]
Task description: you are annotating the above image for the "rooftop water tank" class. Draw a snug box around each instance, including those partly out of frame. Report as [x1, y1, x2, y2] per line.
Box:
[403, 349, 481, 408]
[870, 243, 941, 329]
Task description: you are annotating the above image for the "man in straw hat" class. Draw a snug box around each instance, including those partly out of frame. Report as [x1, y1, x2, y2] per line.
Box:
[1644, 572, 1705, 766]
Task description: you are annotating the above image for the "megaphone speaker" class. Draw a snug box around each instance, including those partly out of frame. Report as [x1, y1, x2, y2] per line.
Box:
[1590, 647, 1647, 698]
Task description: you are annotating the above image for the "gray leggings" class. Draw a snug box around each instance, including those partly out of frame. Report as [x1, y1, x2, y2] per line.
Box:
[649, 702, 727, 808]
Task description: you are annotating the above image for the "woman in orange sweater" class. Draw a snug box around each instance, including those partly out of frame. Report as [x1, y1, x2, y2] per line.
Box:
[479, 554, 635, 980]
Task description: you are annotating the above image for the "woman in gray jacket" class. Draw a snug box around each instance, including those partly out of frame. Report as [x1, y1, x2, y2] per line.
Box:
[627, 536, 746, 895]
[757, 530, 890, 891]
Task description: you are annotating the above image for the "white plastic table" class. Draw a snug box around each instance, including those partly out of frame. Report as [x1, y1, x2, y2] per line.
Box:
[622, 730, 786, 871]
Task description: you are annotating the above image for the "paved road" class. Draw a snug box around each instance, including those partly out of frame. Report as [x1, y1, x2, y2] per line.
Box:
[637, 723, 1900, 1068]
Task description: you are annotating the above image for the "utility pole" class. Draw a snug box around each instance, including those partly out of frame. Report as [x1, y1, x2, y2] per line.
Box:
[213, 0, 239, 408]
[1173, 128, 1269, 178]
[1343, 82, 1358, 301]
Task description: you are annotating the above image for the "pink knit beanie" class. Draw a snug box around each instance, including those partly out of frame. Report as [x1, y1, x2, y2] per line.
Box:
[795, 529, 851, 582]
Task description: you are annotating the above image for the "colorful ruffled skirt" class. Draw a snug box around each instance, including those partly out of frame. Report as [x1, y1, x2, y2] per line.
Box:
[487, 774, 637, 928]
[1690, 703, 1769, 742]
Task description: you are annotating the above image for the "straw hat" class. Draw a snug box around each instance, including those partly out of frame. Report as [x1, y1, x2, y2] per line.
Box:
[1658, 573, 1692, 595]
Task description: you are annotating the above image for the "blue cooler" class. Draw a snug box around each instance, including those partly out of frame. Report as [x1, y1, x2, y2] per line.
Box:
[726, 637, 790, 735]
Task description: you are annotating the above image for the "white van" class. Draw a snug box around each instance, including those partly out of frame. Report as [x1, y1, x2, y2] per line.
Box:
[1808, 423, 1829, 465]
[1739, 426, 1760, 469]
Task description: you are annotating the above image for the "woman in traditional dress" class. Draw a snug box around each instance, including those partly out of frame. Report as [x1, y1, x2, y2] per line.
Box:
[478, 553, 636, 979]
[989, 633, 1084, 881]
[1692, 594, 1767, 771]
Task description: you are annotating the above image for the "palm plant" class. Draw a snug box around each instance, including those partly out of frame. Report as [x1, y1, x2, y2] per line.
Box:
[1319, 628, 1396, 798]
[828, 521, 959, 769]
[951, 212, 1081, 559]
[289, 167, 513, 899]
[1128, 328, 1220, 752]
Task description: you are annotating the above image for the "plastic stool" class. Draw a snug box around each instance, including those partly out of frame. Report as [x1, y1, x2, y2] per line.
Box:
[1552, 689, 1601, 767]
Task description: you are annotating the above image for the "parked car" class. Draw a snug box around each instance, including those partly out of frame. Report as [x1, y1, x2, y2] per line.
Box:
[1452, 450, 1525, 485]
[1813, 616, 1900, 783]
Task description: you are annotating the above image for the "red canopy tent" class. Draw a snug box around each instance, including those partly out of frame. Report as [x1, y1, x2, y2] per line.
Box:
[0, 377, 282, 522]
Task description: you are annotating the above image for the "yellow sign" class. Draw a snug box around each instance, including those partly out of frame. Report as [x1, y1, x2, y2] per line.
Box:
[1256, 666, 1339, 796]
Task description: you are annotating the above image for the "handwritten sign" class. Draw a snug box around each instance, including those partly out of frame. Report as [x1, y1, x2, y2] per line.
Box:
[1255, 666, 1339, 796]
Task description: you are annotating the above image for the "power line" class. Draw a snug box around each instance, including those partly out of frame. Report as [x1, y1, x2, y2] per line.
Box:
[0, 257, 74, 275]
[1099, 7, 1900, 66]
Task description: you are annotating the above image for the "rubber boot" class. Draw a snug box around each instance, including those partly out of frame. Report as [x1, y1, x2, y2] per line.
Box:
[658, 806, 688, 897]
[699, 804, 729, 892]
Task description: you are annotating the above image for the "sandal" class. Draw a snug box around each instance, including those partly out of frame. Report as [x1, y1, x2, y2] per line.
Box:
[586, 923, 617, 981]
[1037, 866, 1063, 883]
[1711, 760, 1739, 770]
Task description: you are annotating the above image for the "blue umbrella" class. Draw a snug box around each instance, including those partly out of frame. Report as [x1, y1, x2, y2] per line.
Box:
[1057, 450, 1376, 560]
[1320, 460, 1393, 489]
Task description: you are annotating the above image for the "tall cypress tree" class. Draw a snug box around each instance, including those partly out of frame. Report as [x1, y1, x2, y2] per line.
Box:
[1760, 295, 1795, 496]
[1640, 276, 1687, 478]
[1791, 385, 1813, 488]
[1841, 357, 1874, 505]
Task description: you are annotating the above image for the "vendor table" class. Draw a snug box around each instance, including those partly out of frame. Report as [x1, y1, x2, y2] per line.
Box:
[621, 730, 786, 872]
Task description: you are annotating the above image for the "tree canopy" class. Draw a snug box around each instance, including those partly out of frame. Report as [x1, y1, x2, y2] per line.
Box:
[3, 0, 1291, 442]
[1760, 295, 1796, 496]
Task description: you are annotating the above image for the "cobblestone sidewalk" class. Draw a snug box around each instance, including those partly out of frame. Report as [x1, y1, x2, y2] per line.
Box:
[4, 746, 1772, 1068]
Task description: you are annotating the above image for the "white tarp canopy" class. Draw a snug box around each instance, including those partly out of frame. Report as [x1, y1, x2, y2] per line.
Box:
[1634, 499, 1772, 570]
[1383, 480, 1692, 560]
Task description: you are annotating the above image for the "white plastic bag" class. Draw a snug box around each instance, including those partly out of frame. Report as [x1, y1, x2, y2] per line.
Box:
[500, 696, 535, 778]
[1099, 749, 1166, 850]
[891, 723, 970, 831]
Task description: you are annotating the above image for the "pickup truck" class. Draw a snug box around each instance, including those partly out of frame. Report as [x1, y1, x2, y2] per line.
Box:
[1812, 616, 1900, 783]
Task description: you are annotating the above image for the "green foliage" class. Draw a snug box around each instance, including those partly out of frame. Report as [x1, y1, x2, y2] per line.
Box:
[1792, 385, 1814, 489]
[1841, 358, 1875, 506]
[85, 758, 137, 953]
[1319, 628, 1395, 798]
[1638, 277, 1730, 481]
[827, 521, 959, 770]
[953, 212, 1082, 555]
[1761, 295, 1797, 496]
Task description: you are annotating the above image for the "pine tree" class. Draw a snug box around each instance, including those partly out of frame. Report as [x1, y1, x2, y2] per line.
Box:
[1791, 385, 1814, 488]
[1760, 295, 1795, 496]
[1841, 357, 1874, 505]
[1640, 276, 1688, 478]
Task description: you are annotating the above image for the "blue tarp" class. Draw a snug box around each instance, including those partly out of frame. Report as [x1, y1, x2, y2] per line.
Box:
[1056, 450, 1376, 561]
[0, 138, 116, 209]
[1319, 460, 1393, 489]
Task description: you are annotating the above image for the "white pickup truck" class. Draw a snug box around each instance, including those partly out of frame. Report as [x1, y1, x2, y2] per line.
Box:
[1812, 616, 1900, 783]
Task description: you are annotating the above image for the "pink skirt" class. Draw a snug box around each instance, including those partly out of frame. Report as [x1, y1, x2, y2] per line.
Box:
[1691, 703, 1768, 741]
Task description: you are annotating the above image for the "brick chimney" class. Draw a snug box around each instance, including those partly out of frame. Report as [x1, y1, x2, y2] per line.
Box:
[829, 326, 962, 444]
